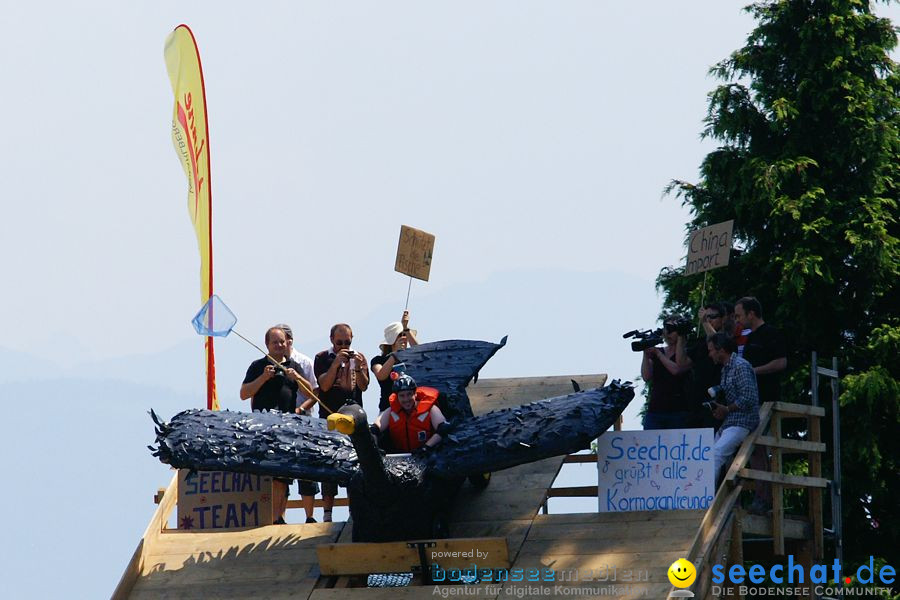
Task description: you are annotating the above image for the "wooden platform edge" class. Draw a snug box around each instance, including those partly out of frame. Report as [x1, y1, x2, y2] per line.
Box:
[317, 537, 510, 576]
[111, 472, 178, 600]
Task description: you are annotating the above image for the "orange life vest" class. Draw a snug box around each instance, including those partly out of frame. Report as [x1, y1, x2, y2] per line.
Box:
[387, 386, 440, 452]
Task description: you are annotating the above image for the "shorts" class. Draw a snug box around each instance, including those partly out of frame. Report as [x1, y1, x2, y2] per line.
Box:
[322, 482, 338, 497]
[297, 480, 319, 496]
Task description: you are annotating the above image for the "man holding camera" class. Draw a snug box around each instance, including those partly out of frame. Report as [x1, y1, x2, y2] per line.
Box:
[313, 323, 369, 522]
[640, 316, 693, 430]
[706, 332, 760, 484]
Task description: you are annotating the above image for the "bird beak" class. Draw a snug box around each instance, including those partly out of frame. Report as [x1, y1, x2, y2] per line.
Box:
[327, 413, 356, 435]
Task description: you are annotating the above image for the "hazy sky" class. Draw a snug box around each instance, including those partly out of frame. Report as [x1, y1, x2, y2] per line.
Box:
[1, 1, 766, 361]
[3, 2, 899, 597]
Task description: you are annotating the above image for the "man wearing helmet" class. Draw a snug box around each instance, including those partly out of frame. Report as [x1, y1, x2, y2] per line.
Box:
[374, 370, 448, 453]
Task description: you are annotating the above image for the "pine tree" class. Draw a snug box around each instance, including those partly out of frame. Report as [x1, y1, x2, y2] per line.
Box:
[658, 0, 899, 562]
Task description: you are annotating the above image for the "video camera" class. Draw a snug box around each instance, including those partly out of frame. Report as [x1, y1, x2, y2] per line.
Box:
[622, 328, 664, 352]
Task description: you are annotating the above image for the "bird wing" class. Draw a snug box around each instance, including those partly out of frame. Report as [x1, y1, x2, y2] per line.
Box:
[424, 380, 634, 478]
[394, 336, 507, 421]
[150, 409, 358, 484]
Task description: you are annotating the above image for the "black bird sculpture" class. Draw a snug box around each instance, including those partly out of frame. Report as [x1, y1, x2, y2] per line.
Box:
[150, 338, 634, 542]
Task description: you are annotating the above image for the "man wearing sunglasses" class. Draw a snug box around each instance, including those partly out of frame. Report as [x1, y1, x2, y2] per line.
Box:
[676, 302, 729, 429]
[313, 323, 369, 522]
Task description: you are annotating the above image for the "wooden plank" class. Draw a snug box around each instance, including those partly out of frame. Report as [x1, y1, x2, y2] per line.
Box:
[772, 402, 826, 417]
[286, 497, 349, 509]
[517, 539, 691, 558]
[149, 523, 343, 556]
[546, 485, 597, 498]
[808, 415, 824, 562]
[449, 520, 532, 561]
[738, 469, 828, 488]
[143, 547, 320, 570]
[531, 510, 704, 525]
[133, 561, 318, 588]
[771, 414, 785, 555]
[311, 587, 499, 600]
[465, 472, 562, 492]
[450, 488, 551, 522]
[317, 537, 509, 575]
[724, 402, 774, 483]
[469, 375, 608, 392]
[563, 453, 598, 464]
[756, 436, 826, 453]
[727, 512, 743, 600]
[131, 579, 318, 599]
[741, 513, 812, 539]
[688, 485, 741, 598]
[526, 520, 700, 542]
[112, 472, 178, 600]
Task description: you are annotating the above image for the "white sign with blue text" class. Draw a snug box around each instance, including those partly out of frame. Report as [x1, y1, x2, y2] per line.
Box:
[596, 429, 715, 513]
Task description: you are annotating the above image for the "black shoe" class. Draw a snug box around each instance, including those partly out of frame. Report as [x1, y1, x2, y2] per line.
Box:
[305, 517, 317, 524]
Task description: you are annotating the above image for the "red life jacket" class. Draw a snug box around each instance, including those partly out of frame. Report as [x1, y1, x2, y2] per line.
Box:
[387, 386, 440, 452]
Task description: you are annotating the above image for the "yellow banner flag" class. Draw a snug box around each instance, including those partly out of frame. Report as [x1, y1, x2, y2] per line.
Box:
[164, 25, 218, 410]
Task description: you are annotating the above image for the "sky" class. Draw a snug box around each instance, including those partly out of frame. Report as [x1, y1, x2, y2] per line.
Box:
[2, 2, 899, 598]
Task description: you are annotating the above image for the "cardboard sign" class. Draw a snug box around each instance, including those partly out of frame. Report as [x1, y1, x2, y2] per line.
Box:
[685, 220, 733, 276]
[177, 470, 273, 530]
[596, 429, 715, 512]
[395, 225, 435, 281]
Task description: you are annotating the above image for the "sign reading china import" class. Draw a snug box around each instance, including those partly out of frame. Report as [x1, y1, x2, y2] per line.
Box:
[177, 469, 273, 530]
[596, 429, 715, 512]
[685, 219, 734, 276]
[395, 225, 436, 281]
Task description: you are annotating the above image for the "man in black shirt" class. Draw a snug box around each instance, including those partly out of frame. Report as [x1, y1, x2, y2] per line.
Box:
[676, 302, 727, 429]
[314, 323, 369, 521]
[240, 326, 314, 522]
[735, 297, 787, 404]
[735, 296, 787, 513]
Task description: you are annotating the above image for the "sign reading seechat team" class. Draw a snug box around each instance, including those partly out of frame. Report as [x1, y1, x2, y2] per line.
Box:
[596, 429, 715, 512]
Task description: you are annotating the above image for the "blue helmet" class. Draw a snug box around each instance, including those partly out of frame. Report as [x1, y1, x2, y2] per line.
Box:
[391, 364, 417, 393]
[392, 372, 417, 393]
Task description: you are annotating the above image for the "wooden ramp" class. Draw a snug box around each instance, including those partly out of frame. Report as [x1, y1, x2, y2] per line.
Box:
[115, 374, 713, 600]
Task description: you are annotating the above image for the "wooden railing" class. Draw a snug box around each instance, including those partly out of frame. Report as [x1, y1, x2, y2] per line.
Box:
[676, 401, 827, 600]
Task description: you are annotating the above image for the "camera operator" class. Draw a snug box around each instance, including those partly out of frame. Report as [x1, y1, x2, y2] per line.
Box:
[706, 332, 760, 484]
[640, 315, 692, 430]
[314, 323, 369, 522]
[675, 302, 727, 429]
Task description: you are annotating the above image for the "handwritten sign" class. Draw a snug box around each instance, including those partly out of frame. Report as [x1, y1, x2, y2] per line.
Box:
[395, 225, 435, 281]
[596, 429, 715, 512]
[177, 470, 273, 530]
[685, 220, 733, 276]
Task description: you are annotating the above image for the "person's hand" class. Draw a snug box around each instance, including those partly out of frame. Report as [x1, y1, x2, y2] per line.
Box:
[401, 310, 410, 328]
[285, 368, 301, 383]
[263, 364, 277, 380]
[353, 351, 367, 370]
[335, 349, 353, 365]
[712, 404, 729, 421]
[644, 347, 659, 359]
[699, 307, 709, 322]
